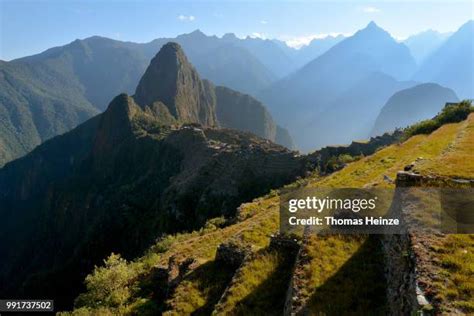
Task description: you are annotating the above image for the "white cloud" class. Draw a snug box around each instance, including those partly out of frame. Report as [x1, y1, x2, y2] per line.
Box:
[363, 6, 381, 13]
[260, 20, 268, 25]
[283, 33, 351, 49]
[250, 32, 266, 39]
[178, 15, 195, 22]
[394, 35, 408, 42]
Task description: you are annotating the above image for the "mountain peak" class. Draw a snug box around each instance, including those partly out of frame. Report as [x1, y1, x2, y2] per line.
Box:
[222, 33, 238, 40]
[354, 21, 392, 40]
[362, 21, 386, 33]
[159, 41, 186, 58]
[367, 21, 378, 28]
[188, 29, 207, 38]
[134, 41, 189, 109]
[94, 93, 138, 153]
[458, 19, 474, 33]
[134, 42, 217, 126]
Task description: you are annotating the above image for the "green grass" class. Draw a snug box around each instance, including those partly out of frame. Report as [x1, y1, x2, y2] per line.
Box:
[288, 116, 470, 314]
[64, 112, 474, 315]
[163, 261, 236, 315]
[302, 235, 387, 315]
[60, 193, 281, 315]
[415, 113, 474, 178]
[311, 121, 462, 188]
[213, 247, 296, 315]
[432, 234, 474, 313]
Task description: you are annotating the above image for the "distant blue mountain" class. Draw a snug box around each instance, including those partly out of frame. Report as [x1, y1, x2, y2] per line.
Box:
[414, 20, 474, 99]
[403, 30, 451, 64]
[371, 83, 459, 136]
[222, 33, 297, 78]
[273, 35, 345, 69]
[305, 73, 416, 150]
[259, 21, 417, 151]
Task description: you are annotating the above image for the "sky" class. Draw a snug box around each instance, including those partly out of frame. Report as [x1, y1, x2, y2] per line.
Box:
[0, 0, 473, 61]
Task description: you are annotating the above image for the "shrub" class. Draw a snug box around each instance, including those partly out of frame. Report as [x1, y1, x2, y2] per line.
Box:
[404, 100, 473, 138]
[74, 254, 137, 309]
[324, 154, 361, 173]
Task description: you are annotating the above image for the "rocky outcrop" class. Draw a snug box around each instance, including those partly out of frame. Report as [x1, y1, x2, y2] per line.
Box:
[307, 130, 402, 172]
[150, 256, 198, 301]
[134, 42, 295, 149]
[397, 170, 474, 188]
[275, 126, 296, 150]
[134, 42, 218, 126]
[133, 42, 296, 149]
[382, 170, 474, 315]
[382, 231, 423, 315]
[269, 234, 300, 253]
[215, 242, 251, 268]
[283, 232, 310, 316]
[215, 86, 276, 141]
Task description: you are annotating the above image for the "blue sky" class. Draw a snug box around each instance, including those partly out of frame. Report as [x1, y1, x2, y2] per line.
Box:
[1, 0, 473, 60]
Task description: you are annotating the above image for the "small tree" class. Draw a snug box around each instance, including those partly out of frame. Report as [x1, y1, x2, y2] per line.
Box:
[75, 253, 136, 309]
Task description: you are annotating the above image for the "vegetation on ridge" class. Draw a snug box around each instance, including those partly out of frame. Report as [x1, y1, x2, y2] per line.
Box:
[58, 109, 474, 315]
[404, 100, 473, 139]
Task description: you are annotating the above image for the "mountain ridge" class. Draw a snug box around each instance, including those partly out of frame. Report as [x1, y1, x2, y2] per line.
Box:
[134, 42, 218, 126]
[259, 21, 417, 151]
[371, 83, 459, 136]
[0, 44, 307, 308]
[414, 20, 474, 99]
[0, 34, 296, 166]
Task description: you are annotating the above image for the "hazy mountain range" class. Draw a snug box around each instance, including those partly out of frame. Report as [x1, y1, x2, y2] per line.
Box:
[371, 83, 459, 136]
[259, 21, 417, 149]
[0, 31, 300, 166]
[1, 13, 473, 313]
[0, 20, 472, 165]
[414, 20, 474, 100]
[259, 20, 472, 150]
[403, 30, 452, 63]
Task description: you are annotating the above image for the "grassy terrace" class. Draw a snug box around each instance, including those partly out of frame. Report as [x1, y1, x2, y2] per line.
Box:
[412, 113, 474, 313]
[212, 247, 295, 315]
[310, 120, 463, 189]
[299, 235, 386, 315]
[431, 234, 474, 313]
[415, 113, 474, 178]
[200, 120, 465, 314]
[62, 194, 281, 315]
[280, 118, 468, 314]
[64, 113, 472, 315]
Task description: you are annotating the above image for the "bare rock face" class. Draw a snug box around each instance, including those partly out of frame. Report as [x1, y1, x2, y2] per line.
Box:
[215, 85, 276, 141]
[134, 42, 218, 127]
[92, 93, 138, 153]
[215, 242, 251, 268]
[134, 42, 295, 149]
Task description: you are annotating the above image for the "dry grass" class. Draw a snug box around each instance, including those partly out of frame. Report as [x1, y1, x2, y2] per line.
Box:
[64, 115, 473, 315]
[212, 247, 295, 315]
[300, 235, 387, 315]
[163, 260, 236, 315]
[432, 234, 474, 313]
[415, 113, 474, 178]
[311, 121, 461, 188]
